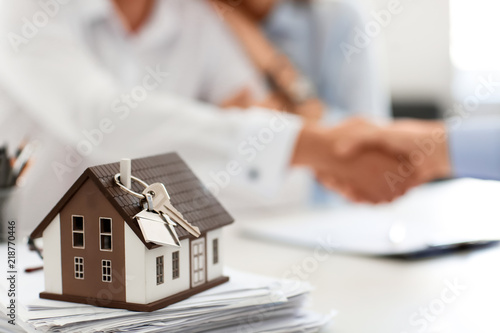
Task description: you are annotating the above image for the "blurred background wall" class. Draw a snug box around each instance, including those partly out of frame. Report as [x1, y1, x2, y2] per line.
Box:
[362, 0, 500, 120]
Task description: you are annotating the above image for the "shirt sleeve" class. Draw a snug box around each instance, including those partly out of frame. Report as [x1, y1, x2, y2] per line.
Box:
[447, 116, 500, 180]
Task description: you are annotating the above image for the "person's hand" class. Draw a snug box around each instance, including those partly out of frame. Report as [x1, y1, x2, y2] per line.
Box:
[316, 149, 421, 203]
[291, 118, 423, 203]
[292, 98, 324, 123]
[333, 118, 453, 185]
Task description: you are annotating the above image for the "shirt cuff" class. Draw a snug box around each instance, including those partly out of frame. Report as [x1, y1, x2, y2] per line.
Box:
[230, 108, 303, 197]
[447, 117, 500, 180]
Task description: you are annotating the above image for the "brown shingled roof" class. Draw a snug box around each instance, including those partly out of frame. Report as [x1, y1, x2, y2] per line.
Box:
[31, 153, 234, 249]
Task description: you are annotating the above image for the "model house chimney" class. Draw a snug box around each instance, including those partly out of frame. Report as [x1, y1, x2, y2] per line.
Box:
[120, 158, 131, 189]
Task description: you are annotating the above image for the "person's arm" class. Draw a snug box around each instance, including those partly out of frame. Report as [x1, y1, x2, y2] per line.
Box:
[349, 117, 500, 182]
[356, 117, 500, 183]
[447, 117, 500, 180]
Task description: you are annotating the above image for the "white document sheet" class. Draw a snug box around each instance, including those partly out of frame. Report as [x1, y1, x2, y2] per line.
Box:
[241, 179, 500, 256]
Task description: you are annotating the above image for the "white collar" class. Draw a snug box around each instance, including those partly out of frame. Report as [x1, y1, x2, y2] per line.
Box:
[77, 0, 182, 49]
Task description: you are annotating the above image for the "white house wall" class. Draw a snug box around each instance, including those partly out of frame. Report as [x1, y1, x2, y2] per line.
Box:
[124, 224, 147, 304]
[43, 214, 62, 294]
[145, 238, 190, 304]
[206, 229, 223, 282]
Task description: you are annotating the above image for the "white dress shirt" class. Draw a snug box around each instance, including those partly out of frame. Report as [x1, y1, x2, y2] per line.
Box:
[0, 0, 305, 233]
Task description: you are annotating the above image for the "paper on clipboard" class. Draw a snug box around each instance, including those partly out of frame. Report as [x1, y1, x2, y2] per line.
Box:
[241, 179, 500, 256]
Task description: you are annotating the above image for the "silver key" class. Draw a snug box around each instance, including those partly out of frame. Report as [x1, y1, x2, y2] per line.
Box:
[134, 209, 181, 247]
[143, 183, 201, 238]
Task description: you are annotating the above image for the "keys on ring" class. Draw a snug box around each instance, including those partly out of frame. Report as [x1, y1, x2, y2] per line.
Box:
[142, 183, 201, 238]
[114, 173, 200, 246]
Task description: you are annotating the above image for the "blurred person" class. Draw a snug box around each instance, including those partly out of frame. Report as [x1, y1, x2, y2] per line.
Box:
[212, 0, 391, 205]
[213, 0, 389, 122]
[0, 0, 400, 234]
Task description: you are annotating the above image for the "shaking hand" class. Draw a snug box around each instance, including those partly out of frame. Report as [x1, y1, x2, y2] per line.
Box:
[291, 118, 452, 204]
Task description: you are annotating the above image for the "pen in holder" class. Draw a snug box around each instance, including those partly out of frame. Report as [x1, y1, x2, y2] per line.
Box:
[0, 141, 35, 242]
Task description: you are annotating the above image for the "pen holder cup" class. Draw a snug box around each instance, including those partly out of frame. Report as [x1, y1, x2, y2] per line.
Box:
[0, 187, 15, 243]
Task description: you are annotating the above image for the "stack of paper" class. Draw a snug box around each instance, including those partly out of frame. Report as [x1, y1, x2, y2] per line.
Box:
[0, 246, 333, 332]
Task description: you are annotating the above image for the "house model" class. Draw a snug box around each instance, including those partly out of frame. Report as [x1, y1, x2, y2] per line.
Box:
[30, 153, 234, 312]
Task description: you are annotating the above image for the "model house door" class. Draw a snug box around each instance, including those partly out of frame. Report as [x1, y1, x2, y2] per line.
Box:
[191, 237, 206, 287]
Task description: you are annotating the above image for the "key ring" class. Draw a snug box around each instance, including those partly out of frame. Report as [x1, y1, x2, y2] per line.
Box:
[114, 173, 149, 199]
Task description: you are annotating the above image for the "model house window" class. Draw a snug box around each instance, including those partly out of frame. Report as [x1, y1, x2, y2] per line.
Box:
[156, 256, 164, 285]
[99, 218, 112, 251]
[102, 260, 112, 282]
[213, 239, 219, 264]
[74, 257, 84, 279]
[72, 215, 84, 248]
[172, 251, 180, 279]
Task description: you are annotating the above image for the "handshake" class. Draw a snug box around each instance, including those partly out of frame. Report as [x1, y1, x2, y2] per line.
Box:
[292, 118, 452, 203]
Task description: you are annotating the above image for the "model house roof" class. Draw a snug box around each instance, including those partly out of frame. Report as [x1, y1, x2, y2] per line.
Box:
[31, 153, 234, 249]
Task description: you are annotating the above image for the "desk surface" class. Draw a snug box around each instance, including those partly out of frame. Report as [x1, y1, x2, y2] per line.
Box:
[225, 210, 500, 333]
